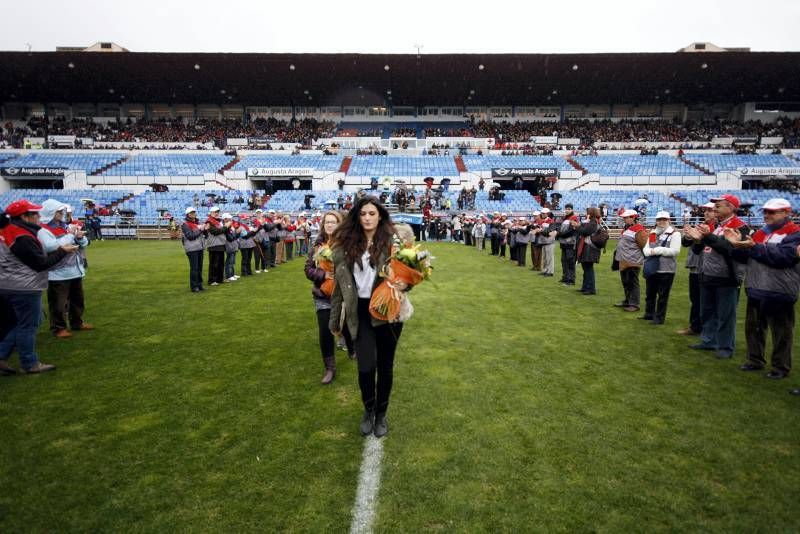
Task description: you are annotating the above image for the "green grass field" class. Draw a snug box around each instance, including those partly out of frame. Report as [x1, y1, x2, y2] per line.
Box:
[1, 239, 798, 532]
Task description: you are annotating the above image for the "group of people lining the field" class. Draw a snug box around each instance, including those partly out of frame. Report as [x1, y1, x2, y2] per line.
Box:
[454, 195, 800, 395]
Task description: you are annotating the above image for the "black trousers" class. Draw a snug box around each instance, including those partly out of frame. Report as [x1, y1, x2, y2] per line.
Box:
[688, 273, 701, 332]
[355, 298, 403, 415]
[745, 297, 794, 374]
[620, 268, 641, 307]
[240, 247, 253, 275]
[47, 278, 85, 332]
[499, 243, 506, 257]
[510, 243, 518, 261]
[490, 235, 499, 255]
[208, 250, 225, 284]
[517, 243, 528, 266]
[186, 250, 204, 290]
[266, 240, 276, 267]
[286, 241, 294, 261]
[643, 272, 675, 322]
[316, 308, 354, 361]
[560, 245, 577, 283]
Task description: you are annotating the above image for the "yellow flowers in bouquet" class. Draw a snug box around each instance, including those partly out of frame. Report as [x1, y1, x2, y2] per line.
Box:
[314, 243, 336, 297]
[369, 225, 433, 322]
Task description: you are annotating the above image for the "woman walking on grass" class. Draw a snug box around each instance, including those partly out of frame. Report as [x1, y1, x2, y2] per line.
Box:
[304, 210, 355, 385]
[329, 197, 405, 438]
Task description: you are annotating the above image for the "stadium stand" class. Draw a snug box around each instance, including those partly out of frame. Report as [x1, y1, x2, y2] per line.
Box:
[461, 155, 574, 172]
[103, 154, 234, 176]
[682, 153, 800, 173]
[347, 156, 459, 176]
[233, 154, 344, 172]
[573, 155, 702, 176]
[0, 152, 125, 174]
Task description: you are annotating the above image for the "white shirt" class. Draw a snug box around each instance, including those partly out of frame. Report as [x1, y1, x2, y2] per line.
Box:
[353, 250, 376, 298]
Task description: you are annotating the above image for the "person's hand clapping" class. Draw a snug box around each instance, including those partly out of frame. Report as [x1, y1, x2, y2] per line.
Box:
[697, 224, 711, 236]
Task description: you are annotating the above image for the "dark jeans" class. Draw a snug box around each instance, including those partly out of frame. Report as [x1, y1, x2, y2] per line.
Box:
[47, 278, 85, 332]
[499, 243, 506, 258]
[286, 241, 294, 260]
[643, 272, 675, 322]
[688, 272, 702, 332]
[745, 296, 794, 374]
[490, 235, 499, 255]
[316, 308, 354, 360]
[240, 247, 253, 275]
[699, 285, 740, 353]
[620, 268, 641, 307]
[265, 240, 276, 268]
[0, 291, 43, 369]
[560, 245, 576, 283]
[355, 298, 403, 415]
[186, 250, 204, 290]
[225, 251, 237, 279]
[208, 250, 225, 284]
[580, 262, 596, 293]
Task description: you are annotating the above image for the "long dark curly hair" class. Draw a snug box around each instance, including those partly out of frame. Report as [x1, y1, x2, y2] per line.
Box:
[331, 196, 395, 270]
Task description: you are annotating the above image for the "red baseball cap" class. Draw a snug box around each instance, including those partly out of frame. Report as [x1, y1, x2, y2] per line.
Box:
[710, 194, 741, 209]
[5, 200, 43, 217]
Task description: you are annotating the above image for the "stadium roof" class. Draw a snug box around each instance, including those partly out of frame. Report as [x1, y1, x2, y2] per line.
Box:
[1, 51, 798, 107]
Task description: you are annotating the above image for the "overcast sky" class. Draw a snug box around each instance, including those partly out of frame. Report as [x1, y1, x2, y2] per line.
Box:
[3, 0, 798, 54]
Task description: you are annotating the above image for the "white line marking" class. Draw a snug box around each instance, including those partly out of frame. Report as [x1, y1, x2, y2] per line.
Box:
[350, 435, 384, 534]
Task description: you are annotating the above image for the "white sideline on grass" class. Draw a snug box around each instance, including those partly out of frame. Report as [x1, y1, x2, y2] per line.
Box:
[350, 435, 384, 534]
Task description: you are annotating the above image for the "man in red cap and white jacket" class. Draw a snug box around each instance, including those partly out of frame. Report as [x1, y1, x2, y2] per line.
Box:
[0, 200, 78, 375]
[726, 198, 800, 380]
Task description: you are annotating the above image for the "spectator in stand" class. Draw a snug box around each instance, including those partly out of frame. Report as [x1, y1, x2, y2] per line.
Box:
[728, 199, 800, 379]
[0, 200, 78, 375]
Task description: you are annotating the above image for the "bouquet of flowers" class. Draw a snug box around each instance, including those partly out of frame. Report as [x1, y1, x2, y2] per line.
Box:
[314, 243, 336, 297]
[369, 227, 433, 322]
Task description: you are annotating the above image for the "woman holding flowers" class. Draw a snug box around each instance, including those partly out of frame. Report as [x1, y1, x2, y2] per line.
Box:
[304, 210, 353, 384]
[328, 197, 407, 438]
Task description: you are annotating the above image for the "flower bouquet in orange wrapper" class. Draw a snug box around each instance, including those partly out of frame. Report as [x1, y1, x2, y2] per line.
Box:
[314, 243, 336, 297]
[369, 225, 433, 322]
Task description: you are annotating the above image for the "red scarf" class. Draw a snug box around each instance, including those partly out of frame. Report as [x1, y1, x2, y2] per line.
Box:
[1, 222, 41, 249]
[206, 216, 221, 228]
[183, 218, 201, 231]
[42, 223, 68, 237]
[752, 220, 800, 244]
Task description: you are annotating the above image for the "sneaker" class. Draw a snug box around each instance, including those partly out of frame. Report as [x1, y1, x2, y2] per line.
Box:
[223, 279, 231, 283]
[765, 370, 787, 380]
[22, 362, 56, 374]
[54, 329, 72, 339]
[739, 363, 765, 372]
[210, 282, 219, 286]
[255, 270, 261, 274]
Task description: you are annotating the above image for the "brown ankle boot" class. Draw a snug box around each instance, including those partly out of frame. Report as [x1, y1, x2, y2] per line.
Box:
[321, 357, 336, 385]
